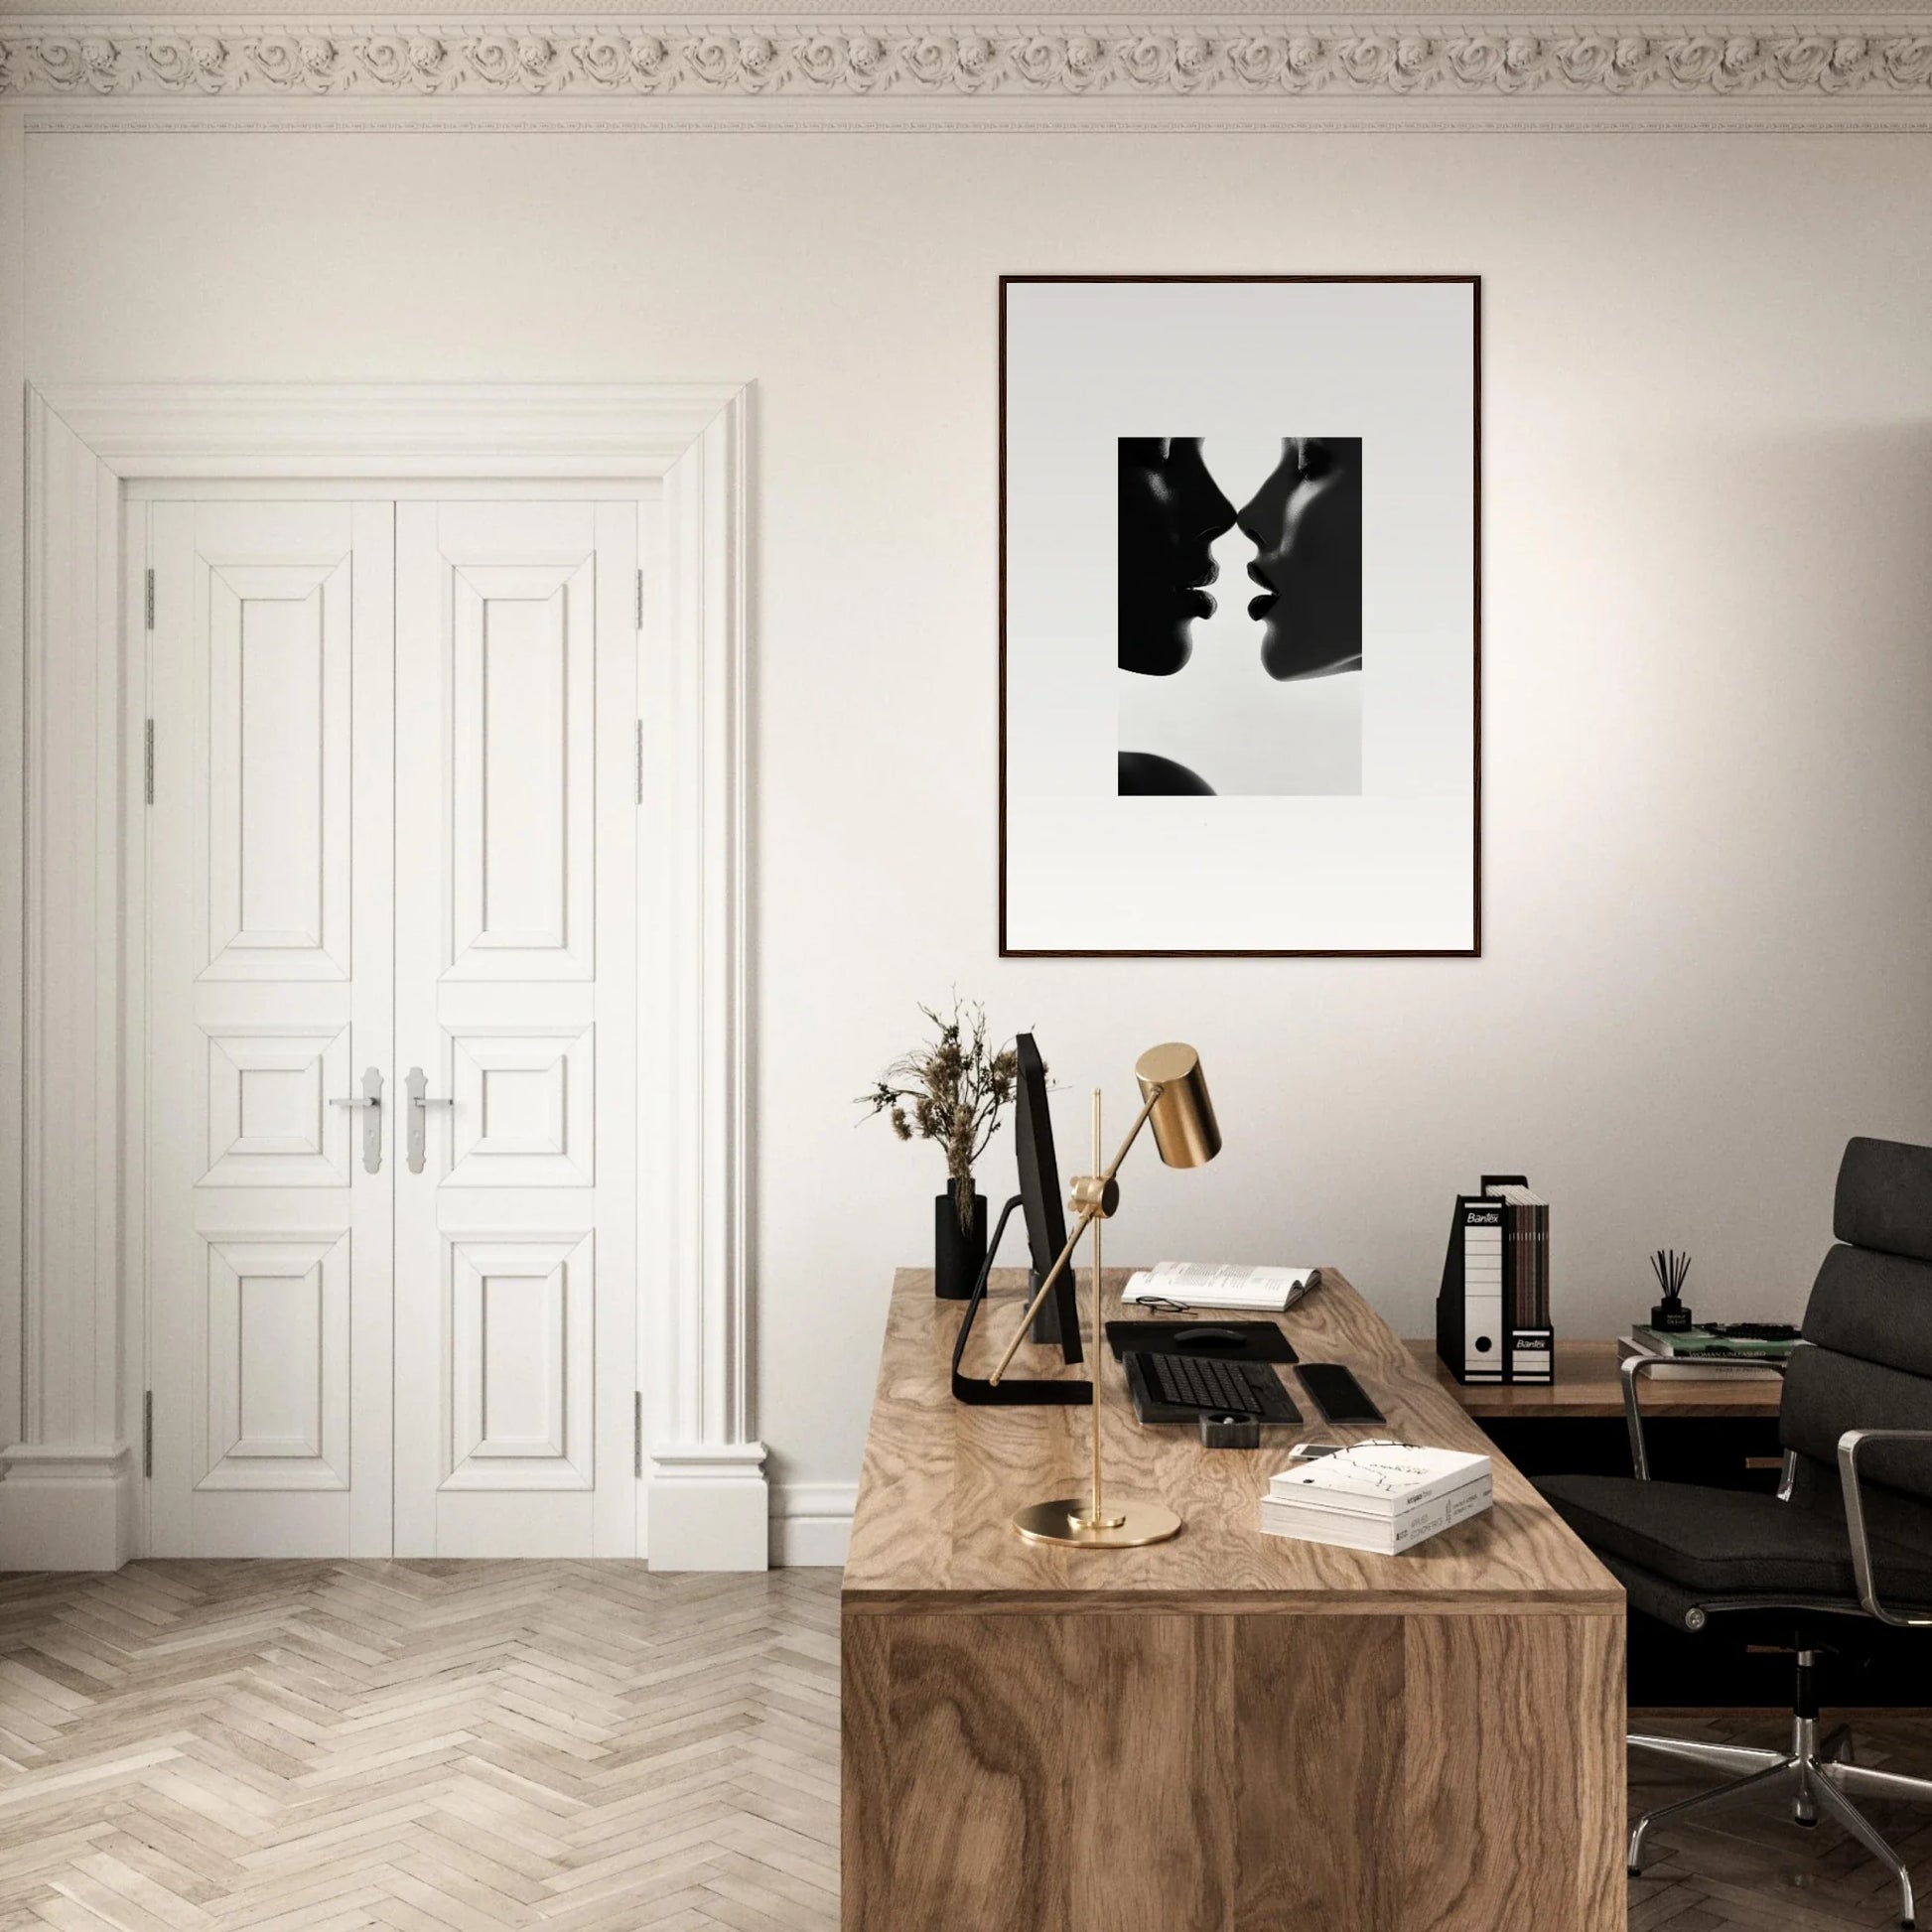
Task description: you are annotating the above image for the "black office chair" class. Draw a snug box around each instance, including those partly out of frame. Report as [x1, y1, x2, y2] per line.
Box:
[1538, 1136, 1932, 1929]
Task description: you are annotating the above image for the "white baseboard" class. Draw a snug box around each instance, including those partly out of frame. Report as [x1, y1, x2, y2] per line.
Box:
[0, 1443, 856, 1574]
[770, 1480, 855, 1568]
[646, 1443, 769, 1572]
[0, 1444, 136, 1571]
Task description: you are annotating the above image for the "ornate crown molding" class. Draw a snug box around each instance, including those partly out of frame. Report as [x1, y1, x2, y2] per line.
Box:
[3, 17, 1931, 108]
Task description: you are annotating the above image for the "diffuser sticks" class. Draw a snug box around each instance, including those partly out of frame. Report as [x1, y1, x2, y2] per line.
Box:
[1649, 1248, 1693, 1331]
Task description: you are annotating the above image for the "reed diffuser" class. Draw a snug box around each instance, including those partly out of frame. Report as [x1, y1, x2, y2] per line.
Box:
[1649, 1248, 1694, 1332]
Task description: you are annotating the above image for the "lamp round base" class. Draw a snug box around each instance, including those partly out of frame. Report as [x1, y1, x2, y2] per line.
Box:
[1011, 1497, 1182, 1548]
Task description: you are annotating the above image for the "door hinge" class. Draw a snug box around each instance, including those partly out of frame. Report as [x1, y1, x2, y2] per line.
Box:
[144, 568, 155, 631]
[634, 720, 644, 806]
[635, 568, 644, 630]
[633, 1392, 643, 1479]
[142, 1390, 154, 1478]
[144, 720, 155, 805]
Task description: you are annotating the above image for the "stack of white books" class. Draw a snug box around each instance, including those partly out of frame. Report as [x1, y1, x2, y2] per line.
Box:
[1121, 1260, 1316, 1312]
[1260, 1444, 1493, 1556]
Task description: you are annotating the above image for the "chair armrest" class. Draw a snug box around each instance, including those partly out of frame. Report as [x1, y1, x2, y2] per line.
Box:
[1837, 1429, 1932, 1627]
[1621, 1351, 1790, 1481]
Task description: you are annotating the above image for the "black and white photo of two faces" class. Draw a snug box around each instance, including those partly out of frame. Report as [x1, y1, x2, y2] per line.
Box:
[1000, 276, 1479, 957]
[1118, 431, 1364, 799]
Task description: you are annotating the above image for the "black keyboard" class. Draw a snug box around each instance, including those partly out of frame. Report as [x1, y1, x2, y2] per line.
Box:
[1127, 1351, 1302, 1423]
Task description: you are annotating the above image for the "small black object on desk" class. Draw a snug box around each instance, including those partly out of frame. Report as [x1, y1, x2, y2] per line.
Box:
[1198, 1414, 1262, 1449]
[1649, 1247, 1694, 1332]
[1298, 1362, 1386, 1426]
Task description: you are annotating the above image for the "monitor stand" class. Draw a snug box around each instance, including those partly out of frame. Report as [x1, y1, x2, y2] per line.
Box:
[950, 1195, 1092, 1407]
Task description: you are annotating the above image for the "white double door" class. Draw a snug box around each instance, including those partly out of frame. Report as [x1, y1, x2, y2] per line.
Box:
[145, 495, 640, 1557]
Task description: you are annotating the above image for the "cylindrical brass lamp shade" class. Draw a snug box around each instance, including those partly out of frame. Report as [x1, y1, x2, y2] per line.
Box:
[1134, 1042, 1221, 1169]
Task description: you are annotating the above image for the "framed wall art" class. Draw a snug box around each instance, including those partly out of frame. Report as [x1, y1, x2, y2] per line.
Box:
[999, 274, 1480, 957]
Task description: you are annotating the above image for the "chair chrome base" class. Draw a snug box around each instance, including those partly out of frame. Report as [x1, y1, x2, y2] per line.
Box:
[1629, 1700, 1932, 1929]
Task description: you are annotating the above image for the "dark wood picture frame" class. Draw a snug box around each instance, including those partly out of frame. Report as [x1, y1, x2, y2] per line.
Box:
[997, 273, 1482, 959]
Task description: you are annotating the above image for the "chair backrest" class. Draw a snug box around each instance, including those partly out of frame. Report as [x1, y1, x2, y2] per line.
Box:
[1780, 1138, 1932, 1544]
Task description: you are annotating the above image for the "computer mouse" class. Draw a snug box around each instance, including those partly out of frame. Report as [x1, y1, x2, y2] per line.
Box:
[1173, 1325, 1246, 1349]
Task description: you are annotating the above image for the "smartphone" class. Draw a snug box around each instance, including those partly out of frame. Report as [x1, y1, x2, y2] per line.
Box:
[1297, 1363, 1386, 1426]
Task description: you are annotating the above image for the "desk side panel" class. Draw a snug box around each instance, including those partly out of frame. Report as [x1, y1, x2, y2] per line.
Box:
[842, 1604, 1623, 1932]
[841, 1611, 892, 1931]
[1403, 1610, 1626, 1932]
[844, 1609, 1069, 1931]
[1233, 1612, 1406, 1930]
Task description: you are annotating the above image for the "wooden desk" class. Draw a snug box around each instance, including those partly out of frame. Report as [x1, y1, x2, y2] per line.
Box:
[843, 1269, 1624, 1932]
[1408, 1336, 1784, 1420]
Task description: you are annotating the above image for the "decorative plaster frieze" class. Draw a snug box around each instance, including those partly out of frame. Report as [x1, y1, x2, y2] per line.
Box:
[3, 19, 1932, 101]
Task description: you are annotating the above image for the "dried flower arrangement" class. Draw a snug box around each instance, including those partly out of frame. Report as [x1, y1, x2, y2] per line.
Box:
[860, 998, 1021, 1233]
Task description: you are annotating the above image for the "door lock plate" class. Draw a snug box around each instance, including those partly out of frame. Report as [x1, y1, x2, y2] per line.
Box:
[405, 1066, 454, 1174]
[329, 1066, 385, 1173]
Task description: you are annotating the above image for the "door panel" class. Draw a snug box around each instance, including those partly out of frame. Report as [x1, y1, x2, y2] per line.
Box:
[447, 1026, 595, 1187]
[204, 564, 352, 980]
[446, 1231, 594, 1488]
[199, 1232, 350, 1489]
[147, 501, 394, 1557]
[448, 561, 595, 979]
[393, 501, 637, 1558]
[201, 1025, 354, 1187]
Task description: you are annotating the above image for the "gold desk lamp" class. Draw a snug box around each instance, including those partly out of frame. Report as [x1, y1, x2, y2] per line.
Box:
[987, 1041, 1221, 1549]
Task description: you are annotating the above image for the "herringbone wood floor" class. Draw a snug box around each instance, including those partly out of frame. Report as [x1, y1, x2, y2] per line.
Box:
[1, 1563, 1928, 1929]
[0, 1563, 839, 1931]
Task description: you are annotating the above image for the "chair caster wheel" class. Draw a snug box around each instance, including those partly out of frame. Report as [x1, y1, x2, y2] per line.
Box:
[1795, 1816, 1818, 1829]
[1627, 1868, 1641, 1878]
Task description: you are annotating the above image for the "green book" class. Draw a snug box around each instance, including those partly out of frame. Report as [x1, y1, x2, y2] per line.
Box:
[1631, 1325, 1796, 1360]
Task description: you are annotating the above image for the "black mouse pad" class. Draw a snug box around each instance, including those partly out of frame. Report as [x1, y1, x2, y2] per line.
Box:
[1104, 1319, 1298, 1365]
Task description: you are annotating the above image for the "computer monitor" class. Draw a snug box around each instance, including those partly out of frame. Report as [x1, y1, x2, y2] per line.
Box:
[948, 1031, 1090, 1405]
[1014, 1034, 1083, 1363]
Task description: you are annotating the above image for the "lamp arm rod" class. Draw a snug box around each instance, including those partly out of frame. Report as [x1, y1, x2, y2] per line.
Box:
[986, 1085, 1165, 1387]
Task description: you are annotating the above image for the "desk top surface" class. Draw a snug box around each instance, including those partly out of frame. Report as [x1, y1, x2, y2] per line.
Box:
[843, 1268, 1621, 1615]
[1409, 1338, 1784, 1420]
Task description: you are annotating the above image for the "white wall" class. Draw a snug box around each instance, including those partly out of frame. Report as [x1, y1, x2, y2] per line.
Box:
[17, 127, 1932, 1536]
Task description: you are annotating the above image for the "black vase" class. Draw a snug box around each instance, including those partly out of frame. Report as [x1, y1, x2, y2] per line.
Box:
[934, 1184, 988, 1301]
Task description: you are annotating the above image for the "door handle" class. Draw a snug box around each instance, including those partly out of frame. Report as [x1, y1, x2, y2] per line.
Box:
[330, 1066, 385, 1174]
[405, 1066, 454, 1175]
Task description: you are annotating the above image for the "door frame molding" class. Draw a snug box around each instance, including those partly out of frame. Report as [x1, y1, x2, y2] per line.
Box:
[3, 381, 763, 1571]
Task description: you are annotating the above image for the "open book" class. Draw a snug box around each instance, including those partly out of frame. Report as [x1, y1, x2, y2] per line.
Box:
[1120, 1261, 1317, 1313]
